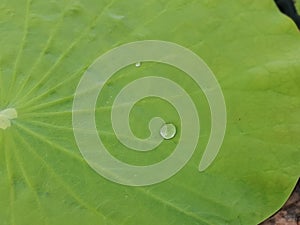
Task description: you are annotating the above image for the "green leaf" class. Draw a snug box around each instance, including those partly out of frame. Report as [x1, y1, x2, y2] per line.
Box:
[1, 0, 300, 224]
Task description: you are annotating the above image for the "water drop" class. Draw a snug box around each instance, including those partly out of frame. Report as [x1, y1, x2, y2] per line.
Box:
[135, 62, 141, 67]
[160, 123, 176, 140]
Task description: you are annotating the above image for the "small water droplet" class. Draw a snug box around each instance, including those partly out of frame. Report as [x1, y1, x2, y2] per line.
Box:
[160, 123, 176, 140]
[135, 62, 141, 67]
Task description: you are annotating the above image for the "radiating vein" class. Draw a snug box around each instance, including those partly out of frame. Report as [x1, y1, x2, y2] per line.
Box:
[20, 95, 74, 112]
[11, 135, 49, 225]
[7, 0, 32, 101]
[14, 122, 83, 162]
[21, 120, 74, 131]
[170, 178, 230, 209]
[4, 135, 16, 225]
[20, 111, 73, 118]
[0, 64, 4, 104]
[137, 188, 214, 225]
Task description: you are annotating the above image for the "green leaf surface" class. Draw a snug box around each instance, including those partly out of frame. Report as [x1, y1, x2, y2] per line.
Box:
[1, 0, 300, 224]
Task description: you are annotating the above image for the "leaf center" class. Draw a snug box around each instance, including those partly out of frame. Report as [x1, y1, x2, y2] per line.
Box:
[0, 108, 18, 130]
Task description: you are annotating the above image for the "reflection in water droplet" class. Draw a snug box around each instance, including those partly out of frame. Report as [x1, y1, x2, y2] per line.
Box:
[160, 123, 176, 140]
[135, 62, 141, 67]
